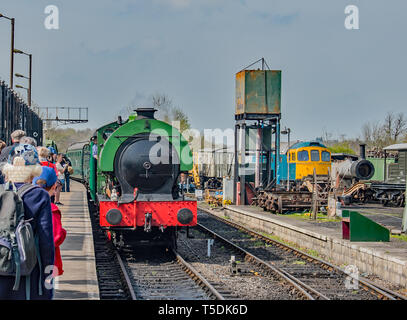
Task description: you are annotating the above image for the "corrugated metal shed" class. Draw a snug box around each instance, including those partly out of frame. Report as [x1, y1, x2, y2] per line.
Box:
[383, 143, 407, 151]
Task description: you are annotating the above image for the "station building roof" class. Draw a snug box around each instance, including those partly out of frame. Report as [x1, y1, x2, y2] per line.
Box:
[66, 141, 89, 152]
[383, 143, 407, 151]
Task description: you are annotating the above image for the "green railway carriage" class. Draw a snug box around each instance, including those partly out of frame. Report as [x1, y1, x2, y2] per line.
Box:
[66, 141, 91, 185]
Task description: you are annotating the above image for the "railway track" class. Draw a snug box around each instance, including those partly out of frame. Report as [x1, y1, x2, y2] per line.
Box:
[197, 208, 406, 300]
[89, 193, 225, 300]
[88, 198, 129, 300]
[178, 228, 316, 300]
[115, 246, 225, 300]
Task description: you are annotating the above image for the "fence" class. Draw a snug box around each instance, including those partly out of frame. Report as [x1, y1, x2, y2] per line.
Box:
[0, 81, 43, 145]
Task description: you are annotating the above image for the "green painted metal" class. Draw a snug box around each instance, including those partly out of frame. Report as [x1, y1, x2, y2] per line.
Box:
[367, 157, 394, 181]
[66, 142, 89, 181]
[99, 117, 193, 173]
[89, 140, 97, 201]
[235, 70, 281, 115]
[96, 121, 121, 195]
[245, 126, 272, 151]
[387, 150, 406, 184]
[342, 210, 390, 242]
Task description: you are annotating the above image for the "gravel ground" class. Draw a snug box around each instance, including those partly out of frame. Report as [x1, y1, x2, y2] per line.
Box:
[123, 247, 212, 300]
[197, 212, 382, 300]
[177, 228, 302, 300]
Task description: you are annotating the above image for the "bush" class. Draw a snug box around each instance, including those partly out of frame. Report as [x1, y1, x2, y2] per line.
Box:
[328, 142, 356, 154]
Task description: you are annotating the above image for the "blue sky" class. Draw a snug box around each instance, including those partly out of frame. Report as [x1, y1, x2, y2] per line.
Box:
[0, 0, 406, 141]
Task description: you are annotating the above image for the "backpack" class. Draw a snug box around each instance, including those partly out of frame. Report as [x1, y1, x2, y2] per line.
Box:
[0, 183, 43, 298]
[41, 161, 57, 173]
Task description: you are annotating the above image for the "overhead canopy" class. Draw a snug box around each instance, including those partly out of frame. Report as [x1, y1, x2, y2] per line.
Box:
[383, 143, 407, 151]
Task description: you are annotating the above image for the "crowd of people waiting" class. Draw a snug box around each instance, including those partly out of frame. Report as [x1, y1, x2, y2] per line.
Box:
[0, 130, 71, 300]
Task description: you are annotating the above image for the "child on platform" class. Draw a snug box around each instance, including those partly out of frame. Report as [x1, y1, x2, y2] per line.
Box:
[33, 166, 67, 277]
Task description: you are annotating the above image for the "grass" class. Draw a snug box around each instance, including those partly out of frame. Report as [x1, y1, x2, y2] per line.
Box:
[280, 212, 341, 223]
[391, 234, 407, 242]
[252, 241, 264, 247]
[306, 249, 321, 258]
[259, 232, 323, 259]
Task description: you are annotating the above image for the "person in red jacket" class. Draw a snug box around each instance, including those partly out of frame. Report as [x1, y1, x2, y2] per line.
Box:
[38, 146, 59, 204]
[33, 166, 67, 277]
[50, 203, 66, 276]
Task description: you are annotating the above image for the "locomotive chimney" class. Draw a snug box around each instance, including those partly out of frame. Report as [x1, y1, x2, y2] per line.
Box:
[359, 143, 366, 159]
[135, 108, 157, 120]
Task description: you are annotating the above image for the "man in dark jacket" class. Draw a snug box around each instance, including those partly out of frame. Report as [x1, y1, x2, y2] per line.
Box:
[0, 130, 26, 162]
[0, 144, 54, 300]
[63, 155, 72, 192]
[0, 130, 26, 183]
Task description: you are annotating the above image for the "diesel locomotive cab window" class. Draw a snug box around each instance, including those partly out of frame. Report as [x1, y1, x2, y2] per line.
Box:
[311, 150, 320, 162]
[297, 150, 309, 161]
[322, 151, 330, 162]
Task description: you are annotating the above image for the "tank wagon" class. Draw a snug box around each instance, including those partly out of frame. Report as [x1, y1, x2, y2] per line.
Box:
[67, 108, 197, 247]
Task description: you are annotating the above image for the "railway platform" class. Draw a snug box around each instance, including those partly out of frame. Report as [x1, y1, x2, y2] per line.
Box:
[198, 202, 407, 292]
[53, 181, 99, 300]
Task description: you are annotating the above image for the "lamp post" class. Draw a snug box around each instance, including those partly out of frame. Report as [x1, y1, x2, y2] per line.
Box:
[281, 128, 291, 191]
[0, 13, 15, 88]
[14, 49, 32, 106]
[15, 73, 28, 80]
[15, 84, 29, 101]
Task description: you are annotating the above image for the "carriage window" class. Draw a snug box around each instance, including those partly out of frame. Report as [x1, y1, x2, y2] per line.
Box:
[297, 150, 309, 161]
[322, 151, 330, 162]
[311, 150, 320, 162]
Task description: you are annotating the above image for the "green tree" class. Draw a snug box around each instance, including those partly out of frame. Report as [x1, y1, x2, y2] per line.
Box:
[328, 142, 356, 154]
[45, 128, 94, 152]
[151, 93, 191, 132]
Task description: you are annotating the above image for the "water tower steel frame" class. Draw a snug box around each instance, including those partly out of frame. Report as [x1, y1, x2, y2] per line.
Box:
[233, 58, 282, 205]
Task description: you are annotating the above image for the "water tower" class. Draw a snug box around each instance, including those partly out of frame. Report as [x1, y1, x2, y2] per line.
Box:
[234, 58, 282, 205]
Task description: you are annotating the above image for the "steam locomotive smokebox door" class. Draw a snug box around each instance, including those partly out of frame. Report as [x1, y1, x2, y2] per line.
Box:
[114, 133, 180, 201]
[235, 70, 281, 117]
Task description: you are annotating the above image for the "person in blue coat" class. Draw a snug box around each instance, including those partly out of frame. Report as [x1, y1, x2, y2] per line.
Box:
[0, 144, 55, 300]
